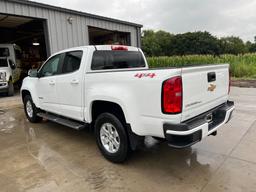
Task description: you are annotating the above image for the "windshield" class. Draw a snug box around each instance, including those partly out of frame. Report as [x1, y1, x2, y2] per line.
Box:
[0, 58, 8, 67]
[0, 48, 10, 57]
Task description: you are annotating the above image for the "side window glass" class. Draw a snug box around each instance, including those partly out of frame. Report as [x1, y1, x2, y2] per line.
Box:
[62, 51, 83, 74]
[91, 51, 106, 70]
[40, 55, 61, 77]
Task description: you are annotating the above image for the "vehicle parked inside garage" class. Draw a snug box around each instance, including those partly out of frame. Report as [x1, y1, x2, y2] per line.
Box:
[0, 44, 21, 96]
[21, 45, 235, 163]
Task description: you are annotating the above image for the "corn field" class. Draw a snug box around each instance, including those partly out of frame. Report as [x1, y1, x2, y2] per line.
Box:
[147, 54, 256, 79]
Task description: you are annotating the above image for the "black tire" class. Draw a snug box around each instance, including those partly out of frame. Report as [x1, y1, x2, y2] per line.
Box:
[7, 82, 14, 96]
[23, 95, 42, 123]
[95, 113, 130, 163]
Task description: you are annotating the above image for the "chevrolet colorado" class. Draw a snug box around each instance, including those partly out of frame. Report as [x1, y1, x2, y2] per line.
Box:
[21, 45, 234, 163]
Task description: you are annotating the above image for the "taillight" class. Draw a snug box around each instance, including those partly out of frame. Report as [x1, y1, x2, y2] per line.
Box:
[111, 45, 128, 51]
[162, 76, 182, 114]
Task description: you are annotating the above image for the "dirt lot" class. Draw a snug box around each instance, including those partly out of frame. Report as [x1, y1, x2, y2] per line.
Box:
[0, 87, 256, 192]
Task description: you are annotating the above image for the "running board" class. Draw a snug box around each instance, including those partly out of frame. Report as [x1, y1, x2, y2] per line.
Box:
[37, 112, 86, 130]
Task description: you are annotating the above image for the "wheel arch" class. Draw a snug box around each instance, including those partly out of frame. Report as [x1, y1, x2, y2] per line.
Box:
[90, 100, 127, 124]
[21, 89, 31, 103]
[90, 100, 143, 150]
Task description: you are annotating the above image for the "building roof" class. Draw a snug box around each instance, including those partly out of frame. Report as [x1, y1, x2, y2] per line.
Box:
[6, 0, 143, 28]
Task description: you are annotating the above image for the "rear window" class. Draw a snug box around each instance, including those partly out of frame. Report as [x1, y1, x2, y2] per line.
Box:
[0, 48, 10, 57]
[91, 50, 146, 70]
[0, 59, 8, 67]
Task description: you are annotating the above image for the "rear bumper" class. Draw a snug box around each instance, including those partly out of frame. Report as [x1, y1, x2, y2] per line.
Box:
[163, 101, 235, 148]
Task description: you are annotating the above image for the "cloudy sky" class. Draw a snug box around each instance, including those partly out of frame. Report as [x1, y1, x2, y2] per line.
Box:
[34, 0, 256, 42]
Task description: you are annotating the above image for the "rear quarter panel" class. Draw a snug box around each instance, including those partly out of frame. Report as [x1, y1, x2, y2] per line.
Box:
[85, 68, 182, 137]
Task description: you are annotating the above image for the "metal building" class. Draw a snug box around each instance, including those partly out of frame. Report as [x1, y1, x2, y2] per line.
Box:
[0, 0, 142, 60]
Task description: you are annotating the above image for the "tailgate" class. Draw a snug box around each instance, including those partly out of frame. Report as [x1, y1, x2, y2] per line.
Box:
[181, 64, 229, 121]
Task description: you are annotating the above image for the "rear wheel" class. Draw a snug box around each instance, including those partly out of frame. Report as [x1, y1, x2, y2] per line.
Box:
[95, 113, 130, 163]
[24, 95, 42, 123]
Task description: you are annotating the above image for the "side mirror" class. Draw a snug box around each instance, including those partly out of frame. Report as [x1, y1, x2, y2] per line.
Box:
[28, 69, 38, 78]
[9, 59, 16, 70]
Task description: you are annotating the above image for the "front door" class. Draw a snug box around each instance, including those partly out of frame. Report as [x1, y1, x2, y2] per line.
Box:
[37, 53, 63, 114]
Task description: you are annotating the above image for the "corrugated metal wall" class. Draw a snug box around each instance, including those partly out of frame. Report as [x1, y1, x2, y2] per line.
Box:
[0, 0, 140, 54]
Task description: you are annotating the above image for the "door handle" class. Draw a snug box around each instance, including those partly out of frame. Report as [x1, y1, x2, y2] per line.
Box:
[71, 79, 79, 85]
[49, 80, 55, 85]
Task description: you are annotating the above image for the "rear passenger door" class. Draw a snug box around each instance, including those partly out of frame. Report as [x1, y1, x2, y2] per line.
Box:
[55, 50, 84, 121]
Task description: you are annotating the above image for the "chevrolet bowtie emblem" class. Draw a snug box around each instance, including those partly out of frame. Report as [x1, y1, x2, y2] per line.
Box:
[208, 84, 216, 92]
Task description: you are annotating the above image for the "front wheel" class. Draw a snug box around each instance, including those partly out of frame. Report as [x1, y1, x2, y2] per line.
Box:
[95, 113, 130, 163]
[24, 95, 42, 123]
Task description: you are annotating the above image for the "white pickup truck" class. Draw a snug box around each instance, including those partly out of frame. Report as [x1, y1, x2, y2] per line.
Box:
[0, 44, 21, 96]
[0, 57, 16, 96]
[21, 45, 234, 163]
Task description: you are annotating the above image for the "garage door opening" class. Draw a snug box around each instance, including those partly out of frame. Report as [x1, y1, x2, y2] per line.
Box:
[0, 14, 49, 86]
[89, 26, 131, 46]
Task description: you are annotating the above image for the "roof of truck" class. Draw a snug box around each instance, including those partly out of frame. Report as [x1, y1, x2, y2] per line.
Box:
[52, 45, 140, 55]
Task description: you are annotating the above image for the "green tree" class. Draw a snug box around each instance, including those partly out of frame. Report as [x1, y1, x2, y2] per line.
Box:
[246, 36, 256, 53]
[141, 29, 252, 56]
[141, 30, 160, 56]
[171, 31, 220, 55]
[219, 36, 247, 55]
[154, 30, 174, 56]
[142, 30, 174, 56]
